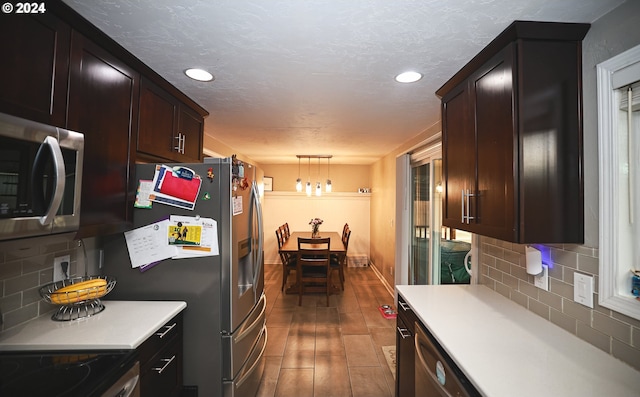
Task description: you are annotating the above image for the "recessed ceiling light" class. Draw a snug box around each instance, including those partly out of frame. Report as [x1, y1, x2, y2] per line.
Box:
[185, 68, 214, 82]
[395, 71, 422, 83]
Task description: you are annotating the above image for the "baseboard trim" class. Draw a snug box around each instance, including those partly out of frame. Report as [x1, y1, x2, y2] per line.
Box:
[369, 261, 394, 298]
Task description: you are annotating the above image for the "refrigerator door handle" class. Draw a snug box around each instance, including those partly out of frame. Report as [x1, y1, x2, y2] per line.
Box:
[235, 327, 267, 388]
[234, 293, 267, 344]
[251, 180, 264, 296]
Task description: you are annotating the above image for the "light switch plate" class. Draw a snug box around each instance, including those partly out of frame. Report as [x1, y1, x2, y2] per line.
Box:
[574, 272, 594, 308]
[53, 255, 71, 282]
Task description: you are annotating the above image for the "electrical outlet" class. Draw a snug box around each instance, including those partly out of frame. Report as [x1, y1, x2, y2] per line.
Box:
[534, 264, 549, 291]
[53, 255, 71, 282]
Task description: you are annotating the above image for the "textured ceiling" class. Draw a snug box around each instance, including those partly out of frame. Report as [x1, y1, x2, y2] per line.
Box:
[62, 0, 624, 164]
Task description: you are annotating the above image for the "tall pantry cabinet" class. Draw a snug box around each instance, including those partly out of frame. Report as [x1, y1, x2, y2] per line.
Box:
[437, 21, 590, 244]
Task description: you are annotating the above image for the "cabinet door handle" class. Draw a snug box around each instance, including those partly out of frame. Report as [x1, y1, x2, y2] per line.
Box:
[180, 133, 186, 154]
[399, 301, 411, 311]
[466, 189, 471, 223]
[155, 322, 177, 338]
[397, 326, 412, 339]
[464, 189, 475, 223]
[152, 355, 176, 374]
[174, 133, 182, 153]
[467, 190, 475, 223]
[461, 189, 465, 223]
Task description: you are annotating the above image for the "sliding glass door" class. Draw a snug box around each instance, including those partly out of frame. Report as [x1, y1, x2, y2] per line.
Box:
[409, 148, 472, 285]
[410, 161, 431, 284]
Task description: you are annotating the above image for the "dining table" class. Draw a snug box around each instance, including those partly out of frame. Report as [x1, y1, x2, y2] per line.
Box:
[279, 231, 345, 255]
[279, 231, 346, 294]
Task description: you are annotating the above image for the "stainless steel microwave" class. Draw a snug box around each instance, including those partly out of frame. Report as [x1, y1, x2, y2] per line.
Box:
[0, 112, 84, 241]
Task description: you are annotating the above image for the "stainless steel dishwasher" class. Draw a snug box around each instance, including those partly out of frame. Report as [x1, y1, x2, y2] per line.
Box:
[414, 322, 480, 397]
[100, 360, 140, 397]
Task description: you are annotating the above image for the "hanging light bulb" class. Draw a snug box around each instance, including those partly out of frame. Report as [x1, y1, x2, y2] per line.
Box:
[306, 157, 312, 196]
[295, 157, 302, 192]
[315, 158, 322, 196]
[326, 157, 332, 193]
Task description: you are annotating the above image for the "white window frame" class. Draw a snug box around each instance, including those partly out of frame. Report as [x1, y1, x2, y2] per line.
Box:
[597, 44, 640, 320]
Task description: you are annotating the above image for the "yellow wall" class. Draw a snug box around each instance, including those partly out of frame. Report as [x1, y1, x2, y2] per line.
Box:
[261, 163, 371, 193]
[203, 133, 261, 167]
[369, 121, 442, 288]
[205, 117, 445, 293]
[263, 192, 370, 266]
[260, 163, 372, 268]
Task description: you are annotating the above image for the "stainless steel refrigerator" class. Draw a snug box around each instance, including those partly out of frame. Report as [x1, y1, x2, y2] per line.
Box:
[101, 157, 266, 397]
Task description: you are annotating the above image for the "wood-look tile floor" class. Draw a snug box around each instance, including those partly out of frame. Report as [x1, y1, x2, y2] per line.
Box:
[258, 263, 396, 397]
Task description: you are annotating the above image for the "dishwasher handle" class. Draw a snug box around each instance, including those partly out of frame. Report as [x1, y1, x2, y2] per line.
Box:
[415, 328, 454, 397]
[414, 323, 478, 397]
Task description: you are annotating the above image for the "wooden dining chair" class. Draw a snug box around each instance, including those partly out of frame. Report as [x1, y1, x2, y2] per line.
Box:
[297, 237, 331, 306]
[276, 228, 296, 291]
[278, 225, 288, 241]
[330, 226, 350, 290]
[283, 222, 291, 238]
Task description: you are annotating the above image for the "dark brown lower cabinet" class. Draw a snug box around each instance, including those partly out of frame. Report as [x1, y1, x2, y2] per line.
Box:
[138, 313, 184, 397]
[396, 295, 418, 397]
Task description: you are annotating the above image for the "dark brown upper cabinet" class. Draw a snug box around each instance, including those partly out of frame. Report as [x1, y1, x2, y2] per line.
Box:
[0, 2, 207, 239]
[0, 13, 70, 127]
[67, 31, 140, 239]
[137, 78, 204, 164]
[437, 21, 590, 244]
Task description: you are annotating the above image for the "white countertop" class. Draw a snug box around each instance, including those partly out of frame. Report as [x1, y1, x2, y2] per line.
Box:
[0, 300, 186, 351]
[397, 284, 640, 397]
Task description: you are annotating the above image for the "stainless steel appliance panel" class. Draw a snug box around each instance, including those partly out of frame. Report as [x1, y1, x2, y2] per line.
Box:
[223, 325, 267, 397]
[104, 158, 264, 397]
[205, 158, 264, 335]
[414, 322, 480, 397]
[222, 293, 266, 380]
[100, 361, 140, 397]
[0, 112, 83, 241]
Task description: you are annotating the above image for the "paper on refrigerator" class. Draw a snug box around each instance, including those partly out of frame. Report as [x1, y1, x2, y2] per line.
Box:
[169, 215, 219, 258]
[149, 164, 202, 210]
[123, 216, 219, 270]
[124, 219, 178, 268]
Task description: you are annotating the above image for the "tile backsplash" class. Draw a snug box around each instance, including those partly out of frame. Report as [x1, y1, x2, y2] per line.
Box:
[479, 236, 640, 371]
[0, 234, 84, 331]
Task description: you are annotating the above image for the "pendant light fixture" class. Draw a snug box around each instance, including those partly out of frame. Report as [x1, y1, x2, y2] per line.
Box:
[315, 157, 322, 196]
[295, 155, 332, 196]
[305, 157, 312, 196]
[326, 157, 332, 193]
[296, 157, 302, 192]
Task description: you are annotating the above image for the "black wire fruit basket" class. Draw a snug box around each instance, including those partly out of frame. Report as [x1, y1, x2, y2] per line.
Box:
[39, 275, 116, 321]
